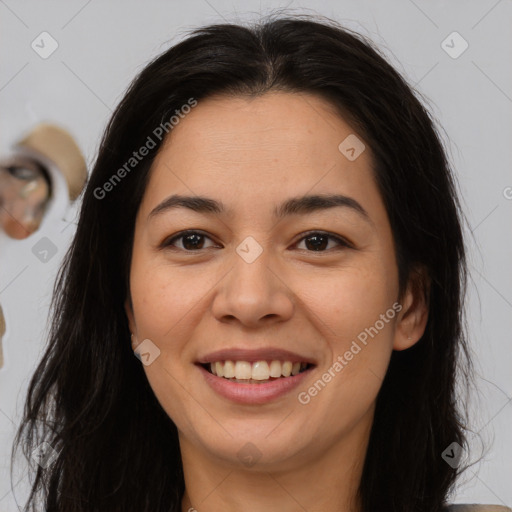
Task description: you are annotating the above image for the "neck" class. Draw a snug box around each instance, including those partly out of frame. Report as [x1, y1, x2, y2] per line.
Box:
[179, 411, 372, 512]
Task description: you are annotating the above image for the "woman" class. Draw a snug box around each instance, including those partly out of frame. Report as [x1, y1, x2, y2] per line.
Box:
[12, 13, 500, 512]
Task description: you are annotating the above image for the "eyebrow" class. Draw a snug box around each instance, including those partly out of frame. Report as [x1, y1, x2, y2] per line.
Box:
[148, 193, 371, 223]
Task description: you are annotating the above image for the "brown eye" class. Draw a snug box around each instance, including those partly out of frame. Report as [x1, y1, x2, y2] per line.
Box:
[295, 232, 350, 252]
[162, 230, 351, 253]
[163, 230, 217, 251]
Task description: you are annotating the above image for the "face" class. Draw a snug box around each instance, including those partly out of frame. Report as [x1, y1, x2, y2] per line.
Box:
[125, 91, 427, 473]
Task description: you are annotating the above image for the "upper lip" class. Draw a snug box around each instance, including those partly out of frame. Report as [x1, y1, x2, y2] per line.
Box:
[196, 348, 317, 365]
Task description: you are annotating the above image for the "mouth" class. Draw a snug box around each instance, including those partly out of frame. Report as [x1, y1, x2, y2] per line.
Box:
[200, 360, 314, 384]
[196, 348, 317, 404]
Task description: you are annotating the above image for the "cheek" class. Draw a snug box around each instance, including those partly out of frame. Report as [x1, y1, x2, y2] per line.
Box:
[298, 259, 398, 343]
[296, 255, 397, 399]
[130, 263, 207, 340]
[129, 263, 210, 432]
[296, 270, 396, 435]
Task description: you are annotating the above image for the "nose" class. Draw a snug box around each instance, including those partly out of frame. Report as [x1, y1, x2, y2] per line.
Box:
[210, 245, 294, 329]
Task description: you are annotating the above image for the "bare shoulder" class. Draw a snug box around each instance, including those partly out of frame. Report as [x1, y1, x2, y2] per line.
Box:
[447, 505, 512, 512]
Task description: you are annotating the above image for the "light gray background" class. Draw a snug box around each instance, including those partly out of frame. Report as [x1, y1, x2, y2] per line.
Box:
[0, 0, 511, 509]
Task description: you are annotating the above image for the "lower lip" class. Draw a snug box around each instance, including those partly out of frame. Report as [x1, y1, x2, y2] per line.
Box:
[197, 364, 313, 405]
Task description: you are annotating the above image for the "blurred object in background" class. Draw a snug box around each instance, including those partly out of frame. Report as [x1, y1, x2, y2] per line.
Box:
[14, 123, 88, 203]
[0, 123, 87, 368]
[0, 123, 87, 239]
[0, 305, 5, 368]
[0, 154, 51, 239]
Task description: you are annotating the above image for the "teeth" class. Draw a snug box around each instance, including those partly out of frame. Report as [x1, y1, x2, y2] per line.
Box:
[281, 361, 292, 377]
[235, 361, 252, 380]
[208, 360, 309, 380]
[223, 360, 235, 378]
[252, 361, 269, 380]
[269, 360, 282, 378]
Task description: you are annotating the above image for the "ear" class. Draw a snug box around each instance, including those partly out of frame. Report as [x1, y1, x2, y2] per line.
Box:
[393, 264, 430, 351]
[124, 297, 138, 350]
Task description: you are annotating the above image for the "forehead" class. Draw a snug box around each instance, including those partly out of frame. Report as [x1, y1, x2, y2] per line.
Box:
[139, 91, 380, 220]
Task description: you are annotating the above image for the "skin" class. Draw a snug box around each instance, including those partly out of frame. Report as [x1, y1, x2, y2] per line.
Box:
[125, 91, 429, 512]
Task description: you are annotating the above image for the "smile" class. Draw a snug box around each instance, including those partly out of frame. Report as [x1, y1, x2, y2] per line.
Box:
[196, 348, 317, 404]
[203, 360, 311, 383]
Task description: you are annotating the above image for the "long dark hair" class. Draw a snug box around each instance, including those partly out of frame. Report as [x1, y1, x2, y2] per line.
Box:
[12, 13, 472, 512]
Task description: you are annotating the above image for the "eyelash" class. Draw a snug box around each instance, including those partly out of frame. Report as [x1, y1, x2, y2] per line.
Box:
[161, 230, 352, 253]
